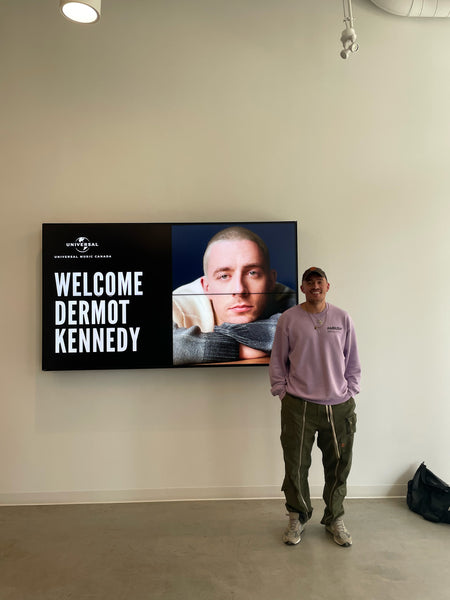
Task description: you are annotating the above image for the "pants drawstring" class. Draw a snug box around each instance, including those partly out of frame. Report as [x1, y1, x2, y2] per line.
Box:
[326, 405, 341, 459]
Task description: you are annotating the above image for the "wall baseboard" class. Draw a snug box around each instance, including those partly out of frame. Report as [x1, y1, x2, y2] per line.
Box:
[0, 484, 407, 506]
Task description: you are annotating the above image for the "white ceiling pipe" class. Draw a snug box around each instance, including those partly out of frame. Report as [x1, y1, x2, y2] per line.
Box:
[369, 0, 450, 17]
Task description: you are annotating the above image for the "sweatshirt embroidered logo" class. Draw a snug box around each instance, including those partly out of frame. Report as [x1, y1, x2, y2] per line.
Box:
[327, 326, 342, 332]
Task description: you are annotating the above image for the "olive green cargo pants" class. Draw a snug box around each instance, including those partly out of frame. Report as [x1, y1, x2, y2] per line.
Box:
[280, 393, 357, 526]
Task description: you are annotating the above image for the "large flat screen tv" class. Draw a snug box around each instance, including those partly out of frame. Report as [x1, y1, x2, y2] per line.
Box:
[42, 221, 298, 370]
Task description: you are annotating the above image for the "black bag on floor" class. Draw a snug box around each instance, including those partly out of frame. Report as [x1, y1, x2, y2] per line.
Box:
[407, 462, 450, 524]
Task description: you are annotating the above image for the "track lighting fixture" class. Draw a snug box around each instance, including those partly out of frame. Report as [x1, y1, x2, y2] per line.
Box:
[340, 0, 359, 59]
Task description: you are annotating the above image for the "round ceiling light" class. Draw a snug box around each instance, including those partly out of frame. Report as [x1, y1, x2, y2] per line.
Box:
[60, 1, 101, 24]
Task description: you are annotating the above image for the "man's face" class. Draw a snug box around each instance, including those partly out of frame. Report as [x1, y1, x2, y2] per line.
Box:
[300, 275, 330, 305]
[201, 239, 276, 325]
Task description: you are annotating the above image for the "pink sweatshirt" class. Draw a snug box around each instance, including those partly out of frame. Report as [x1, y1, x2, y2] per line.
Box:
[269, 303, 361, 405]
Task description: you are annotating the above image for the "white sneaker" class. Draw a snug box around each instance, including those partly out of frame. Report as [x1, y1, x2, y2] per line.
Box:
[326, 517, 352, 547]
[282, 512, 305, 545]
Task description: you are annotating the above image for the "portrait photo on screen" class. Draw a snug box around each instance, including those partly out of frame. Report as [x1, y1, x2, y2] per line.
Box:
[172, 222, 298, 367]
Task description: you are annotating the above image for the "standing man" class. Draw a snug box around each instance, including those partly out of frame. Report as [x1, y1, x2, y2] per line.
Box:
[269, 267, 361, 547]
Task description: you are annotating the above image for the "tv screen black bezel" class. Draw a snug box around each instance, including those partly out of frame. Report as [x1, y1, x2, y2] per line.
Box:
[42, 221, 298, 371]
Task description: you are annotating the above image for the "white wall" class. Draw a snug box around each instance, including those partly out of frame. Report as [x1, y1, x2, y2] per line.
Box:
[0, 0, 449, 504]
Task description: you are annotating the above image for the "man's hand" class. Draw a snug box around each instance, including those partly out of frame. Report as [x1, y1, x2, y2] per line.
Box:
[239, 344, 269, 360]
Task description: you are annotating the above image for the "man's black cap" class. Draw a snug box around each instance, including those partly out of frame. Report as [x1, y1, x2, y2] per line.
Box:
[302, 267, 327, 281]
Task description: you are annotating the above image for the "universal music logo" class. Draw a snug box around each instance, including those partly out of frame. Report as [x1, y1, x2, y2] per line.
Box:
[66, 237, 99, 254]
[53, 236, 110, 260]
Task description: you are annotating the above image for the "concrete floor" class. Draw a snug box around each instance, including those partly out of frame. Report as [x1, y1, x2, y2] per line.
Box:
[0, 498, 448, 600]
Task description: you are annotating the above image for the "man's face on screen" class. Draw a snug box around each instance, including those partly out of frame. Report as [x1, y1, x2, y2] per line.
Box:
[201, 239, 276, 325]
